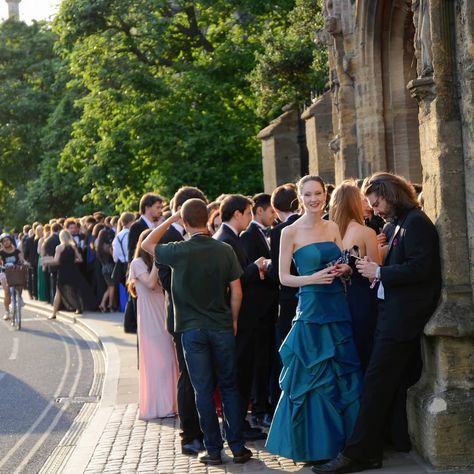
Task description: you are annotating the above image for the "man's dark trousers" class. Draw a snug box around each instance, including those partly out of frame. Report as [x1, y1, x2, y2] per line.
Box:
[343, 305, 423, 462]
[173, 331, 203, 445]
[182, 329, 245, 456]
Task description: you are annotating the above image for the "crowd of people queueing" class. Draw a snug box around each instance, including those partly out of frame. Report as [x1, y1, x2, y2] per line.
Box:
[2, 172, 441, 473]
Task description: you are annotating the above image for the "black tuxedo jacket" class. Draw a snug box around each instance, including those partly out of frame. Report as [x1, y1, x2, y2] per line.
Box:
[23, 235, 38, 265]
[213, 224, 261, 329]
[44, 233, 60, 257]
[378, 207, 441, 341]
[240, 223, 278, 324]
[266, 214, 300, 301]
[213, 224, 260, 287]
[157, 225, 184, 333]
[127, 217, 149, 262]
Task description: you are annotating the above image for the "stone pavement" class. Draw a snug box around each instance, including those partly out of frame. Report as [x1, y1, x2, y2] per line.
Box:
[21, 296, 441, 474]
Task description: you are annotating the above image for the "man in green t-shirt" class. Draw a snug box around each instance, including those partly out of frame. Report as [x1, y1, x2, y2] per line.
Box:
[142, 198, 252, 466]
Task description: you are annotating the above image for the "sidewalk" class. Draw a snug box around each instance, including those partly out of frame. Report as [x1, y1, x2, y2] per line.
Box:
[23, 296, 437, 474]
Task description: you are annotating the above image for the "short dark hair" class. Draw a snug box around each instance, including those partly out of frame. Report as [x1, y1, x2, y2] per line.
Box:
[362, 172, 418, 215]
[173, 186, 208, 211]
[271, 184, 299, 213]
[139, 193, 163, 215]
[51, 223, 62, 233]
[252, 193, 271, 214]
[182, 199, 209, 228]
[220, 194, 253, 222]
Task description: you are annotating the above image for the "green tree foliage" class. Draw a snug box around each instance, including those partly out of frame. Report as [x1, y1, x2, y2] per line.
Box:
[0, 1, 328, 226]
[249, 0, 328, 119]
[0, 19, 60, 228]
[53, 0, 298, 210]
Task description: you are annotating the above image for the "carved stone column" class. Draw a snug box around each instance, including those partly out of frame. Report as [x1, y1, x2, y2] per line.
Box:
[406, 0, 474, 469]
[323, 1, 358, 183]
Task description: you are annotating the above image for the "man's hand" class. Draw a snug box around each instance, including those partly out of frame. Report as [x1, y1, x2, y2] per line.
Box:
[254, 256, 266, 280]
[356, 257, 379, 280]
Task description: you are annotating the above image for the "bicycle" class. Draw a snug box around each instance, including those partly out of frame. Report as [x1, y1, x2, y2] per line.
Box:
[1, 264, 27, 330]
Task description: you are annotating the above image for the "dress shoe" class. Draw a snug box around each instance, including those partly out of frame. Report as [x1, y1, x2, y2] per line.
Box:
[243, 429, 267, 441]
[232, 447, 253, 464]
[252, 413, 273, 428]
[311, 453, 382, 473]
[198, 451, 222, 465]
[181, 439, 204, 455]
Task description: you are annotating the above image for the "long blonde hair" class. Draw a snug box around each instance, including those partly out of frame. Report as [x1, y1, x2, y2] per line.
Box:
[329, 180, 364, 238]
[59, 229, 76, 247]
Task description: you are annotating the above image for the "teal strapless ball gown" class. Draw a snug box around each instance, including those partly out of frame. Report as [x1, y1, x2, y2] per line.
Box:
[265, 241, 362, 462]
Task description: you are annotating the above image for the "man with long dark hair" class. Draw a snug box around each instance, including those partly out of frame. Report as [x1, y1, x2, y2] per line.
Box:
[314, 172, 441, 474]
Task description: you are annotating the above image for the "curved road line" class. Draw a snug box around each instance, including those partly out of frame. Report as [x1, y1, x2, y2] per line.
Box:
[0, 321, 71, 471]
[13, 322, 85, 473]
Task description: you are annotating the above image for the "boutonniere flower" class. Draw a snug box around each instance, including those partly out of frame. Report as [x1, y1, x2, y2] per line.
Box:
[392, 238, 399, 247]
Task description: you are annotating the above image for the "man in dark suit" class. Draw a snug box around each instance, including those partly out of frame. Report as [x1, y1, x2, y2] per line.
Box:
[240, 193, 278, 428]
[314, 172, 441, 474]
[266, 184, 300, 343]
[127, 193, 163, 262]
[213, 194, 267, 440]
[158, 186, 207, 455]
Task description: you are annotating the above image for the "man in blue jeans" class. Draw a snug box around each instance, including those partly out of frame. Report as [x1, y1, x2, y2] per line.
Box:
[142, 198, 252, 466]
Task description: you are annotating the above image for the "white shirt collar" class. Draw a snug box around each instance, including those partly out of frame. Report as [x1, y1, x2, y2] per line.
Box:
[141, 214, 156, 229]
[285, 213, 298, 223]
[223, 222, 239, 236]
[171, 222, 185, 236]
[251, 220, 268, 231]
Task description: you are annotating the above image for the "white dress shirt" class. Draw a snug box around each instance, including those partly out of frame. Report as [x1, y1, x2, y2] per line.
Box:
[112, 228, 129, 263]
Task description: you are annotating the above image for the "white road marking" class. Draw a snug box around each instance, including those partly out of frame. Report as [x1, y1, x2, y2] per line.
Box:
[0, 322, 71, 471]
[8, 337, 19, 360]
[13, 323, 85, 474]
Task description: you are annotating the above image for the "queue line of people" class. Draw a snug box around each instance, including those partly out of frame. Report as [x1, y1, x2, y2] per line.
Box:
[6, 172, 440, 473]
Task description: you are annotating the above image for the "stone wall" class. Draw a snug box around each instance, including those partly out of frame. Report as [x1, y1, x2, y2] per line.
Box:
[259, 0, 474, 469]
[257, 108, 307, 193]
[301, 91, 334, 184]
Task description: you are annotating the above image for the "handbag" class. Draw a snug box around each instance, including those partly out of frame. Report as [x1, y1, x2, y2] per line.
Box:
[123, 295, 137, 334]
[111, 261, 127, 284]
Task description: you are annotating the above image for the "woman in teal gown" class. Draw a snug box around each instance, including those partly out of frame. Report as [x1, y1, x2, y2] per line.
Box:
[266, 175, 363, 462]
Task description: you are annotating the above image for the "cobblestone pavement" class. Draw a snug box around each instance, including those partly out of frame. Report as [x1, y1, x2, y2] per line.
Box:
[84, 404, 307, 474]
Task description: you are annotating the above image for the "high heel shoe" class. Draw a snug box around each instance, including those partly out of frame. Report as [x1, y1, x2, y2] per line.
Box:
[98, 305, 107, 313]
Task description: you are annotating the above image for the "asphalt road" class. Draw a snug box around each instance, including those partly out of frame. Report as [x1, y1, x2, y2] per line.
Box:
[0, 307, 96, 473]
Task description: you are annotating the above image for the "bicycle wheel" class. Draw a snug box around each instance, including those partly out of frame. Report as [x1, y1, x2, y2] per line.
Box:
[10, 288, 17, 329]
[16, 289, 21, 330]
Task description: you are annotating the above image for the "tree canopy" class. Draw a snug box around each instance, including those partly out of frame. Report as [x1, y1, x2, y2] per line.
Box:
[0, 0, 327, 229]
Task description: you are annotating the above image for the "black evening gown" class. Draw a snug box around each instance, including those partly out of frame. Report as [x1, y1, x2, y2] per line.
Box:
[346, 267, 378, 372]
[58, 246, 98, 312]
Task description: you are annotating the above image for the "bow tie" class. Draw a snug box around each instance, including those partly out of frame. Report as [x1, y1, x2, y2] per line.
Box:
[262, 227, 271, 238]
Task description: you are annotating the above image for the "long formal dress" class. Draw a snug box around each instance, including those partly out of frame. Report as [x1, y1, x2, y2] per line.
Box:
[57, 246, 98, 311]
[37, 257, 49, 302]
[129, 258, 178, 420]
[346, 265, 378, 372]
[266, 241, 362, 462]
